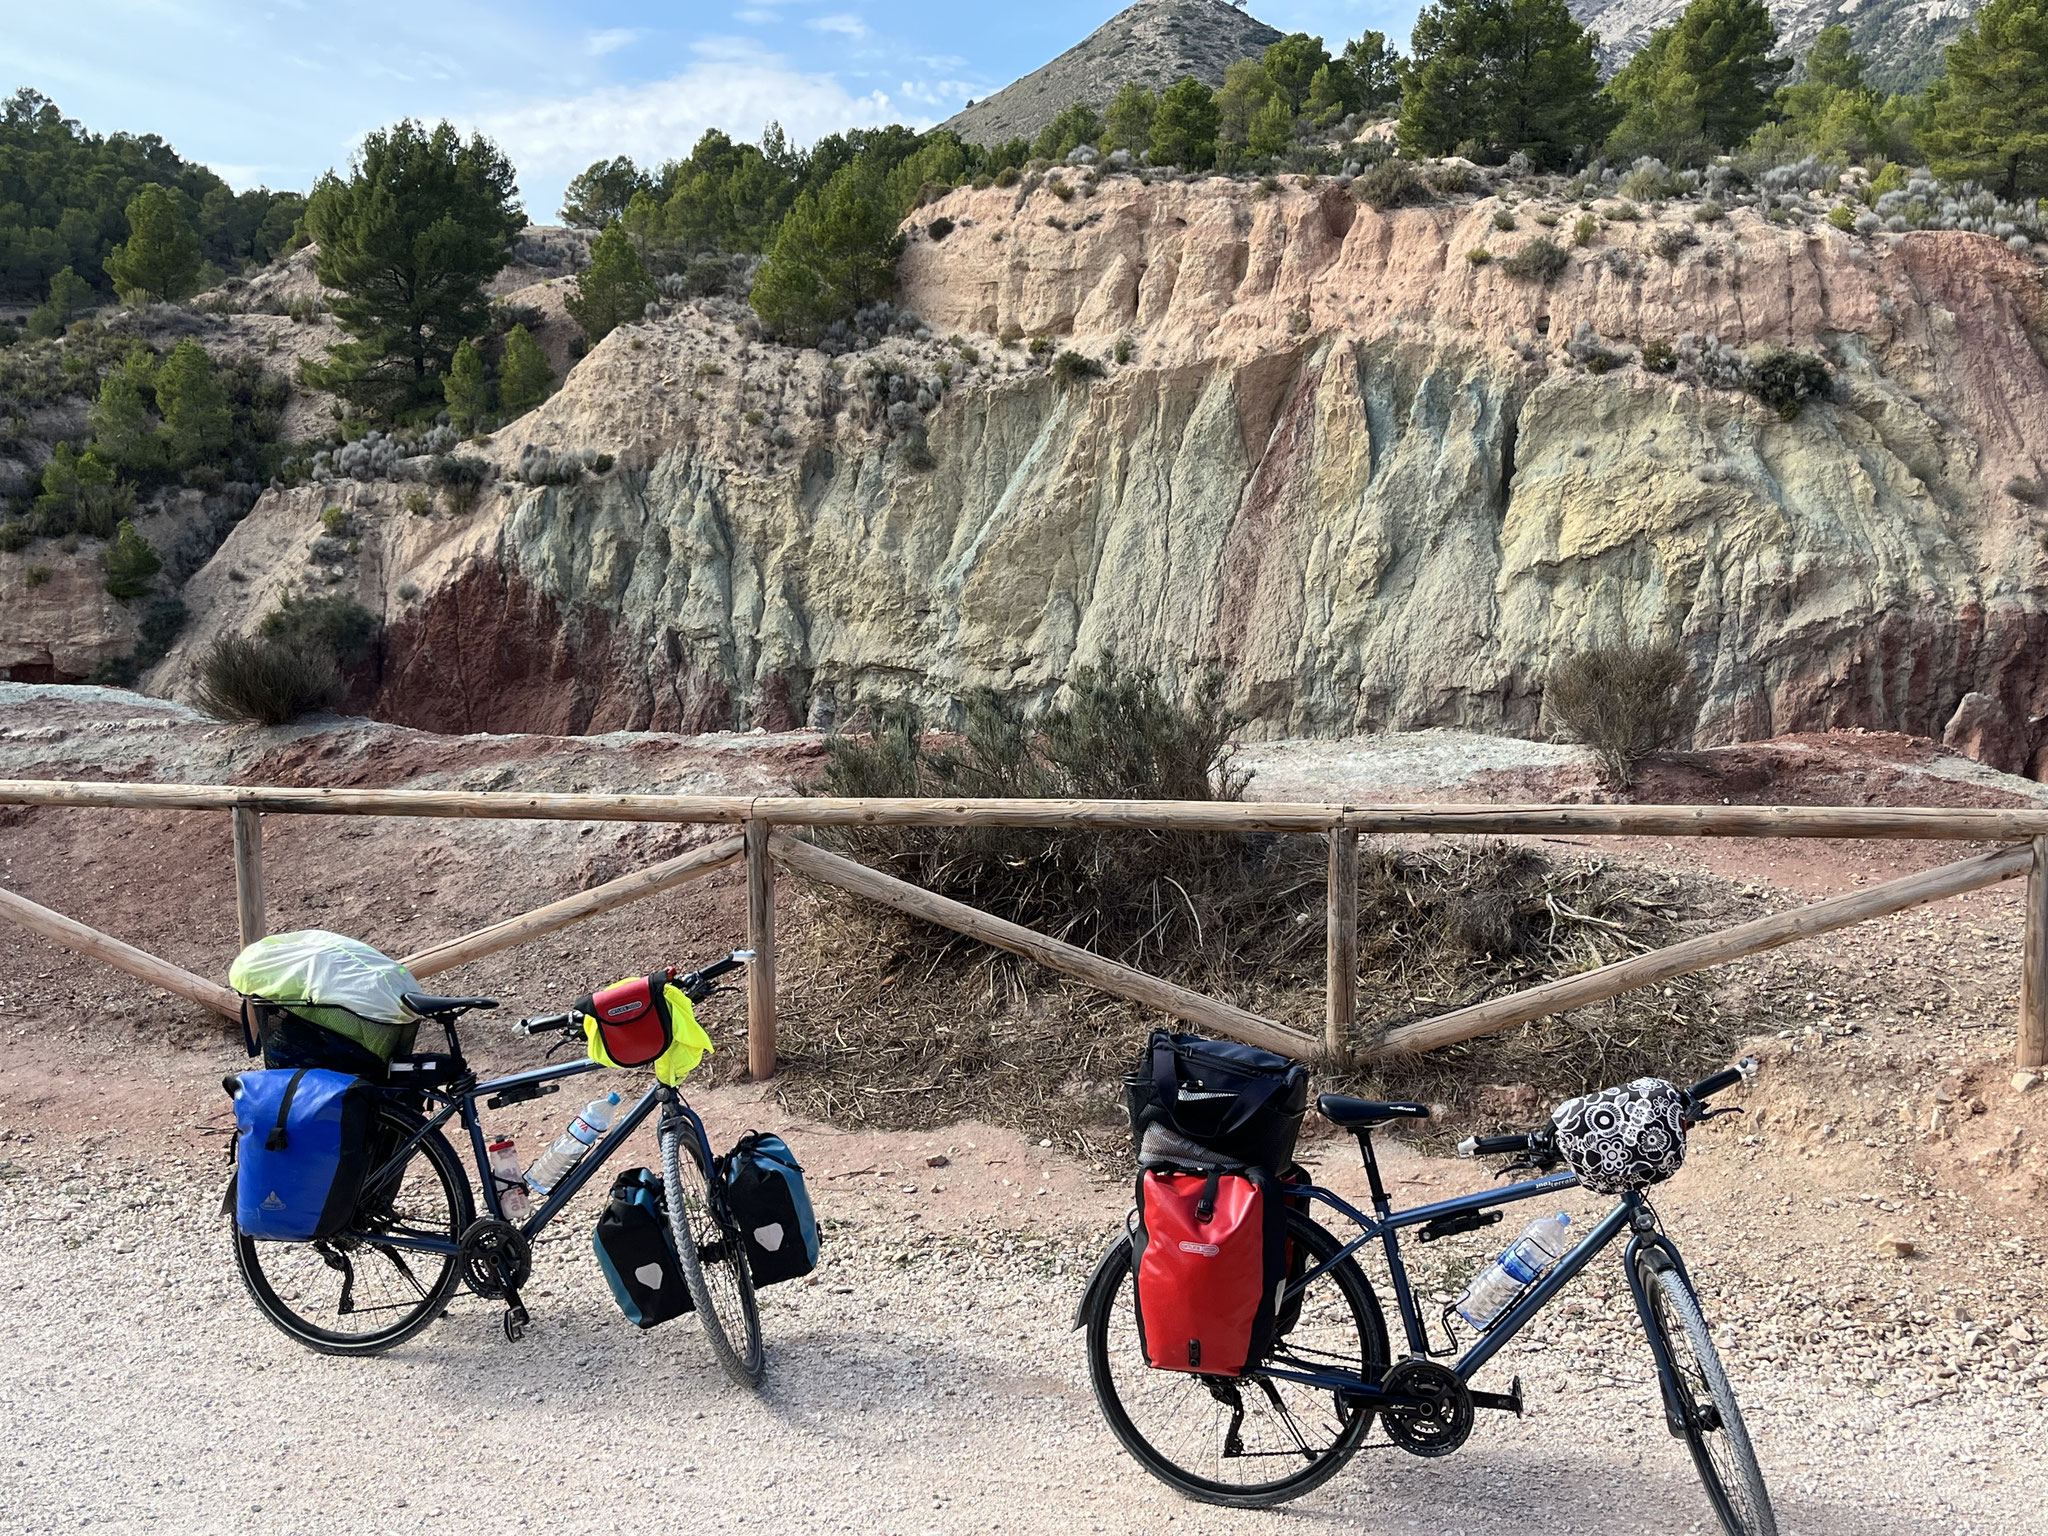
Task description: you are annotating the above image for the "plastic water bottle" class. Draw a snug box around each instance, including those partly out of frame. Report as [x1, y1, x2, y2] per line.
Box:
[1454, 1212, 1573, 1332]
[485, 1137, 533, 1222]
[525, 1092, 622, 1196]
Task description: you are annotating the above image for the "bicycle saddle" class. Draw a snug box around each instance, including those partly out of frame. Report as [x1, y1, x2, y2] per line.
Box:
[1317, 1094, 1430, 1130]
[401, 991, 499, 1016]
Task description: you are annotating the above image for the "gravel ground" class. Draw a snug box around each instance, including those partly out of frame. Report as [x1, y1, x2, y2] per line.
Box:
[2, 1055, 2044, 1536]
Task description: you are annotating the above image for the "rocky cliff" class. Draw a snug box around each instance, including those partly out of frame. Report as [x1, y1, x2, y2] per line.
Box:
[1570, 0, 1982, 87]
[144, 168, 2048, 771]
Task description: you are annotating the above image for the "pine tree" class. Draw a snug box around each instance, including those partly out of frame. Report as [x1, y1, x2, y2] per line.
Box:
[1344, 32, 1405, 114]
[1248, 95, 1296, 157]
[1399, 0, 1613, 167]
[444, 338, 489, 434]
[498, 324, 553, 414]
[1149, 77, 1222, 169]
[1102, 83, 1158, 155]
[26, 266, 93, 339]
[748, 158, 904, 343]
[103, 518, 162, 600]
[560, 156, 647, 229]
[103, 184, 203, 303]
[154, 339, 232, 469]
[89, 350, 163, 475]
[303, 120, 524, 419]
[34, 444, 131, 539]
[1262, 34, 1332, 116]
[1926, 0, 2048, 198]
[567, 224, 657, 345]
[1604, 0, 1788, 162]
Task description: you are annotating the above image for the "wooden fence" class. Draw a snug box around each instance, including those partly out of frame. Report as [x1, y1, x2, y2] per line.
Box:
[1, 778, 2043, 1075]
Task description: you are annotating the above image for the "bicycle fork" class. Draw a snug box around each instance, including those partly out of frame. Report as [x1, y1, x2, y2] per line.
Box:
[1623, 1217, 1700, 1439]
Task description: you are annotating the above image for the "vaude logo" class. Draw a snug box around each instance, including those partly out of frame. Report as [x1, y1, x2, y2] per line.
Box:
[260, 1191, 287, 1211]
[1177, 1240, 1220, 1257]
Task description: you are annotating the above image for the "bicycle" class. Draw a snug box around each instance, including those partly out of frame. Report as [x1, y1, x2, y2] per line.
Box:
[1075, 1058, 1776, 1536]
[228, 950, 767, 1388]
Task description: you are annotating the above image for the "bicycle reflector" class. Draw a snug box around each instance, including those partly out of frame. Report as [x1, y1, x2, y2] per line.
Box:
[575, 971, 678, 1068]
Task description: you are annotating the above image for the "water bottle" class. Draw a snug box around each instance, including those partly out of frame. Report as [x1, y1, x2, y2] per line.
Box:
[525, 1091, 622, 1196]
[485, 1137, 533, 1222]
[1454, 1212, 1573, 1332]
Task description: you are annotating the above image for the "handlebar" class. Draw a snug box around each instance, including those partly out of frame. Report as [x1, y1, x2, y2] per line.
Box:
[507, 950, 755, 1034]
[1457, 1057, 1759, 1159]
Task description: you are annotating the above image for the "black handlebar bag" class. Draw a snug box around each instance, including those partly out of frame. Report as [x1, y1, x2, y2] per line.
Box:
[1124, 1030, 1310, 1171]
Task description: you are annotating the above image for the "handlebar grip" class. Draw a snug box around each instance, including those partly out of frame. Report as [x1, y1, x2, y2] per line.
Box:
[512, 1012, 576, 1036]
[1686, 1057, 1757, 1106]
[1460, 1133, 1536, 1158]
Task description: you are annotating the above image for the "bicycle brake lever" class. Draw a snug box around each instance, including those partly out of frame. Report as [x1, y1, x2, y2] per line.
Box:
[1691, 1105, 1744, 1123]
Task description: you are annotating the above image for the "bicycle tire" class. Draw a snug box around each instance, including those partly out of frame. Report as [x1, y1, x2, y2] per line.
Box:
[1084, 1208, 1391, 1508]
[233, 1099, 473, 1356]
[1639, 1259, 1777, 1536]
[661, 1117, 764, 1389]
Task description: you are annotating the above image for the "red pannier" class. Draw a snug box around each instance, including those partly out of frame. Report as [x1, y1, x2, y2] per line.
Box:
[1132, 1166, 1285, 1376]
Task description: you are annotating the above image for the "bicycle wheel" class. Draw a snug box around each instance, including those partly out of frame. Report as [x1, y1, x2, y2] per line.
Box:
[660, 1113, 764, 1389]
[1084, 1208, 1391, 1508]
[1639, 1259, 1777, 1536]
[233, 1099, 473, 1356]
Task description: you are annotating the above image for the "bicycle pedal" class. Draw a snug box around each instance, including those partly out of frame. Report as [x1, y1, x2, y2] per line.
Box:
[502, 1294, 531, 1343]
[1468, 1376, 1524, 1418]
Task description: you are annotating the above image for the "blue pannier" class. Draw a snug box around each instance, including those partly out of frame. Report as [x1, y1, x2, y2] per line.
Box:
[230, 1068, 374, 1241]
[720, 1132, 819, 1287]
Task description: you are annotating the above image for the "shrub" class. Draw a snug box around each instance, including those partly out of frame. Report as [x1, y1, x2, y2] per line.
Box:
[591, 452, 614, 475]
[1501, 237, 1569, 281]
[1048, 181, 1075, 202]
[1466, 247, 1493, 266]
[429, 453, 489, 514]
[1652, 226, 1700, 261]
[994, 166, 1020, 188]
[406, 490, 433, 516]
[927, 216, 955, 242]
[259, 593, 378, 668]
[195, 632, 341, 726]
[899, 428, 936, 471]
[1028, 334, 1053, 356]
[999, 322, 1023, 347]
[103, 519, 162, 600]
[25, 565, 50, 587]
[1356, 158, 1433, 211]
[0, 523, 31, 553]
[1607, 201, 1642, 221]
[1052, 350, 1106, 387]
[1492, 208, 1518, 231]
[320, 506, 352, 535]
[88, 596, 188, 687]
[1114, 336, 1133, 364]
[1544, 641, 1696, 789]
[1745, 347, 1833, 420]
[1693, 201, 1725, 224]
[958, 343, 980, 364]
[397, 581, 421, 601]
[1641, 338, 1678, 372]
[1572, 213, 1598, 246]
[1566, 319, 1628, 374]
[1827, 204, 1857, 231]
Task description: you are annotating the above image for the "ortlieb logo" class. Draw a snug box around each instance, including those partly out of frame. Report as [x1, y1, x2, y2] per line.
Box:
[1177, 1240, 1220, 1257]
[601, 1002, 643, 1021]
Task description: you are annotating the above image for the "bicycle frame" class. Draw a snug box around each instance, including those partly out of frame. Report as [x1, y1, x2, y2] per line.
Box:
[349, 1053, 712, 1261]
[1258, 1134, 1702, 1424]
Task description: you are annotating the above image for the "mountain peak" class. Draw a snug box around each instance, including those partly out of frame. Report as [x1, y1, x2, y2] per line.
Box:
[942, 0, 1284, 148]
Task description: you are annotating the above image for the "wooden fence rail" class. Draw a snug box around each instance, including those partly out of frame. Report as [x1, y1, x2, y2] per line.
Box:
[0, 778, 2043, 1074]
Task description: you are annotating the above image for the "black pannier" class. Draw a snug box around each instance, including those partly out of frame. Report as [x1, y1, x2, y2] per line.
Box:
[1124, 1030, 1311, 1172]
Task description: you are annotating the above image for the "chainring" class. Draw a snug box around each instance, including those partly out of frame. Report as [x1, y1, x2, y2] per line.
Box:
[1380, 1358, 1474, 1458]
[458, 1218, 532, 1300]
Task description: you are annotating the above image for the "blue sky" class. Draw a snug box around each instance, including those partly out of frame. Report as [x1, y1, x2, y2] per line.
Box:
[5, 1, 1420, 222]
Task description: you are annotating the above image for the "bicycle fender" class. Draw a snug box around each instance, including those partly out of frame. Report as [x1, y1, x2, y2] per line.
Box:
[1073, 1233, 1133, 1331]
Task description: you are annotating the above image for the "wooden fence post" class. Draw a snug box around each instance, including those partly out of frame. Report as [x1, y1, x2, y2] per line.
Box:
[745, 818, 777, 1081]
[2022, 836, 2048, 1070]
[1325, 830, 1358, 1065]
[232, 805, 265, 951]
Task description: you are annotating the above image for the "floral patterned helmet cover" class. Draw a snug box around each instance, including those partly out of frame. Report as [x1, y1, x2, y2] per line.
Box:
[1550, 1077, 1689, 1194]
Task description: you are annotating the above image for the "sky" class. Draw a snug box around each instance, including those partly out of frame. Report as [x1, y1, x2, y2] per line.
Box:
[4, 0, 1421, 223]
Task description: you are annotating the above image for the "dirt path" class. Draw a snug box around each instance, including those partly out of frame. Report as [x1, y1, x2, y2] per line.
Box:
[1, 1025, 2044, 1536]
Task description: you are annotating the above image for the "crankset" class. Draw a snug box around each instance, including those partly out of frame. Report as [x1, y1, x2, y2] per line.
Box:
[458, 1218, 532, 1300]
[1380, 1358, 1475, 1458]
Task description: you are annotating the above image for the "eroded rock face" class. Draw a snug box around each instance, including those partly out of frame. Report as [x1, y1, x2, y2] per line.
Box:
[151, 175, 2048, 763]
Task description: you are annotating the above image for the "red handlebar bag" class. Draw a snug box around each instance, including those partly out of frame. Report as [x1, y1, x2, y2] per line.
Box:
[575, 972, 675, 1068]
[1131, 1166, 1284, 1376]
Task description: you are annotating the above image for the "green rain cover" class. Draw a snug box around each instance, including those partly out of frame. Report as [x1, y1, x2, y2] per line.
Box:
[229, 929, 424, 1061]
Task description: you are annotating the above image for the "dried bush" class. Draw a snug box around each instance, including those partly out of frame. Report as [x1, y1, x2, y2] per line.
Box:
[1652, 226, 1700, 261]
[194, 632, 340, 726]
[1052, 350, 1105, 388]
[1356, 158, 1434, 211]
[259, 592, 378, 669]
[1544, 641, 1696, 788]
[428, 453, 489, 513]
[1745, 347, 1834, 420]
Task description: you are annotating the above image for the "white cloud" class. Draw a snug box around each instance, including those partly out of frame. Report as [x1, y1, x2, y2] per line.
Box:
[734, 7, 778, 20]
[809, 13, 869, 39]
[584, 28, 642, 56]
[474, 62, 922, 209]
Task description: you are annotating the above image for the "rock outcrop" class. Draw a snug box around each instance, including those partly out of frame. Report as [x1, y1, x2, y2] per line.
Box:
[147, 171, 2048, 772]
[1569, 0, 1981, 87]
